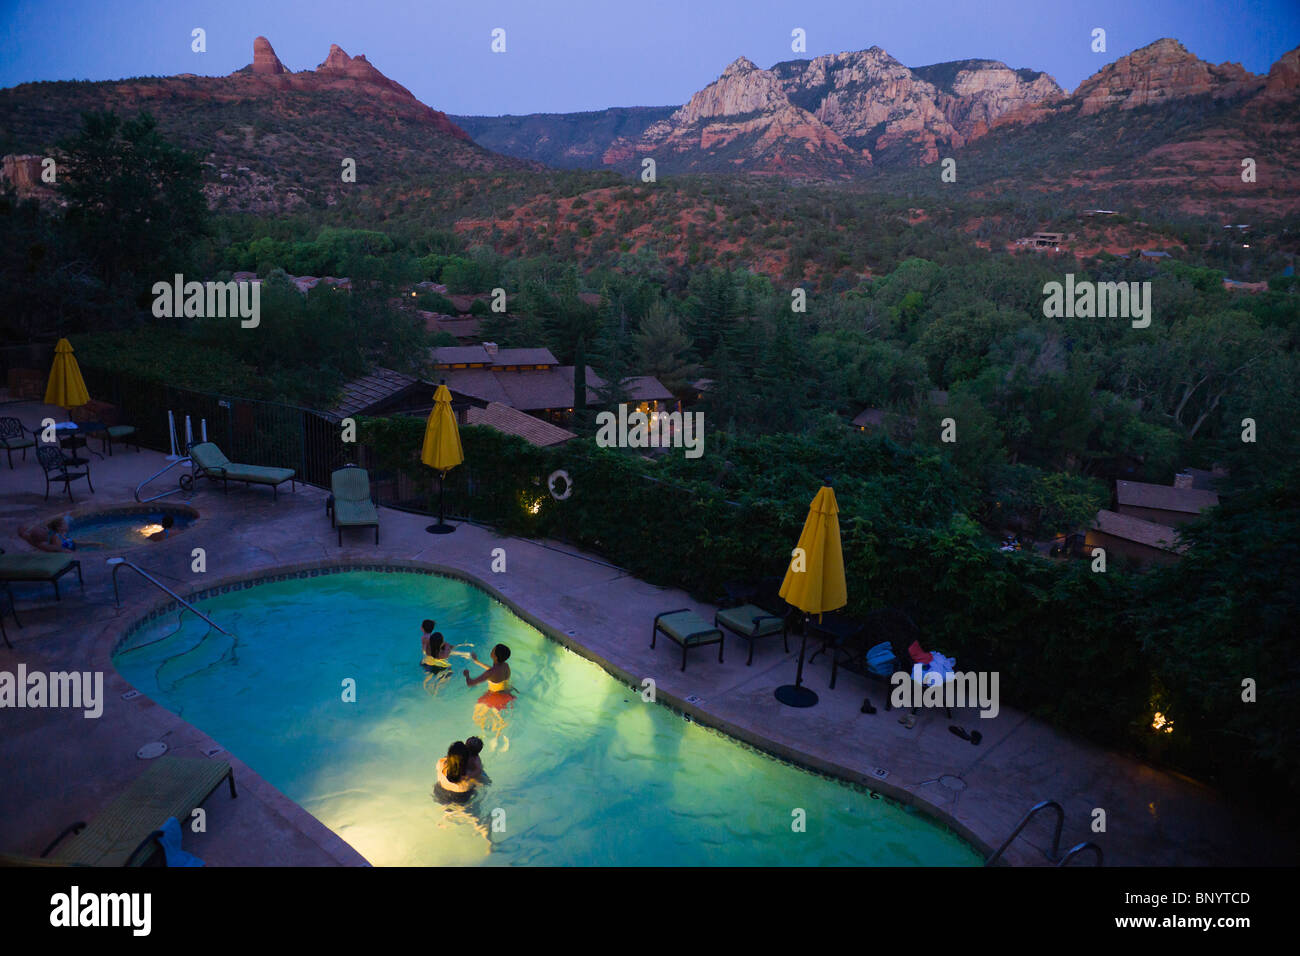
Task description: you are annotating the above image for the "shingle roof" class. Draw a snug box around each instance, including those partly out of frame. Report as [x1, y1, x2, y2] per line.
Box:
[1092, 509, 1184, 552]
[433, 346, 493, 366]
[1116, 480, 1219, 514]
[464, 403, 577, 447]
[329, 367, 425, 420]
[492, 348, 557, 367]
[623, 375, 675, 402]
[852, 408, 887, 428]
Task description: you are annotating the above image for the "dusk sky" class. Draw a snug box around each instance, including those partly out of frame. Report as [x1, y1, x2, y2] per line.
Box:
[2, 0, 1298, 115]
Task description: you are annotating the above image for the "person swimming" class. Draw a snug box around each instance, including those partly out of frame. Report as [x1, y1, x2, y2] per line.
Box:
[147, 514, 175, 541]
[434, 740, 476, 801]
[467, 645, 514, 751]
[464, 643, 511, 692]
[464, 736, 491, 785]
[422, 623, 475, 696]
[433, 740, 493, 848]
[17, 516, 102, 553]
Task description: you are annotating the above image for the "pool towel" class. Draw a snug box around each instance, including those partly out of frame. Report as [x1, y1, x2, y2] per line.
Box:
[908, 640, 933, 664]
[158, 816, 205, 867]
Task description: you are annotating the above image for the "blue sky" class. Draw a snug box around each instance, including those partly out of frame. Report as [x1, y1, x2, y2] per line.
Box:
[1, 0, 1297, 114]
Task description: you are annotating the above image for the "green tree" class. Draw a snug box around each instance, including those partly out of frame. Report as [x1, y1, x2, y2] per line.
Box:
[57, 110, 205, 285]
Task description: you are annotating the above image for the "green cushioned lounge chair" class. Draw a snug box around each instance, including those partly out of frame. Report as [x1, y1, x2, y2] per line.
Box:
[189, 442, 296, 500]
[715, 604, 790, 666]
[40, 756, 237, 867]
[0, 554, 83, 645]
[328, 465, 379, 545]
[0, 417, 36, 469]
[652, 608, 725, 671]
[95, 424, 138, 456]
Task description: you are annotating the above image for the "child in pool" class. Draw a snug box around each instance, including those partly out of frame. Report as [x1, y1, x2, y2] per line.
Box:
[148, 514, 175, 541]
[465, 736, 491, 785]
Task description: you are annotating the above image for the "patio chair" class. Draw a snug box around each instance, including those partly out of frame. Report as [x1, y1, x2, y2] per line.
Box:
[0, 553, 83, 637]
[36, 445, 93, 501]
[0, 417, 35, 469]
[328, 464, 379, 545]
[714, 578, 792, 665]
[40, 756, 237, 867]
[652, 608, 725, 671]
[829, 607, 920, 691]
[189, 442, 296, 500]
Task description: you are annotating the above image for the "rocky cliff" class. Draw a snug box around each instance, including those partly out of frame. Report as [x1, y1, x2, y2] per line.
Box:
[561, 46, 1060, 174]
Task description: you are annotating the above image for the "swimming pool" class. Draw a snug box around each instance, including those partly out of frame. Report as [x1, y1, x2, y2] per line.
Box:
[67, 504, 197, 550]
[112, 569, 981, 866]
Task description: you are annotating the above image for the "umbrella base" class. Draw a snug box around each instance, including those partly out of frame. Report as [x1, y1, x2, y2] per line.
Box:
[425, 523, 456, 534]
[775, 684, 819, 708]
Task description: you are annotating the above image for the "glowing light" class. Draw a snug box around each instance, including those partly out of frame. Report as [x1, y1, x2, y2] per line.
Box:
[1152, 711, 1174, 734]
[139, 524, 164, 537]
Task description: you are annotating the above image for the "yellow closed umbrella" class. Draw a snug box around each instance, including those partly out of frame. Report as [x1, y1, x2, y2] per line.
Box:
[44, 338, 90, 411]
[421, 382, 463, 534]
[775, 483, 847, 708]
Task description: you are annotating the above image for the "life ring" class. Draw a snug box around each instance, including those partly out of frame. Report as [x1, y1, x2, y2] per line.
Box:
[548, 469, 573, 501]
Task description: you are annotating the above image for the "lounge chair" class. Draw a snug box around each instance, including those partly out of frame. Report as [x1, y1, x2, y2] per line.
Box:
[0, 417, 35, 469]
[715, 604, 790, 665]
[40, 756, 237, 867]
[327, 464, 379, 545]
[652, 609, 725, 671]
[0, 553, 83, 642]
[37, 445, 92, 501]
[189, 442, 296, 500]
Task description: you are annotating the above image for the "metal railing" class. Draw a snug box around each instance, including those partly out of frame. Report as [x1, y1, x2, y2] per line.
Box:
[107, 558, 232, 636]
[986, 800, 1073, 866]
[1058, 842, 1105, 866]
[134, 456, 193, 503]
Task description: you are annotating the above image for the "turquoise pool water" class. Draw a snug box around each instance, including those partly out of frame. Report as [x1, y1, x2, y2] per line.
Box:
[112, 570, 981, 866]
[68, 506, 196, 550]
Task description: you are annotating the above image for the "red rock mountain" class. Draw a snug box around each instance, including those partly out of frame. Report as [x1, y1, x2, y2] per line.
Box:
[995, 37, 1278, 127]
[0, 37, 514, 211]
[602, 46, 1061, 175]
[232, 37, 470, 140]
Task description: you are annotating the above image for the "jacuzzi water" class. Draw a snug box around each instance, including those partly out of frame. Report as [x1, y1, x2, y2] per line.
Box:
[67, 507, 196, 550]
[112, 570, 981, 866]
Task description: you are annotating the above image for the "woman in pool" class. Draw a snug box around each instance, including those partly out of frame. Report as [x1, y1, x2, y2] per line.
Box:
[466, 644, 515, 751]
[422, 625, 474, 696]
[17, 516, 102, 553]
[433, 741, 492, 847]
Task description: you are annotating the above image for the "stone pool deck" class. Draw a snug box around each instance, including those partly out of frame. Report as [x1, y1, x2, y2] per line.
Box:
[0, 398, 1294, 866]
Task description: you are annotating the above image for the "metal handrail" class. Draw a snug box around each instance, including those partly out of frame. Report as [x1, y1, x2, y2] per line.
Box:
[134, 456, 192, 503]
[1058, 842, 1104, 866]
[985, 800, 1066, 866]
[107, 558, 232, 636]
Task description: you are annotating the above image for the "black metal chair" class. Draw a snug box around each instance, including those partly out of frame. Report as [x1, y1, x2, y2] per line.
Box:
[37, 445, 93, 501]
[0, 417, 36, 469]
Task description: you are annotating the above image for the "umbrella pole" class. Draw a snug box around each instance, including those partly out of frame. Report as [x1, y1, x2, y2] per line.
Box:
[426, 471, 456, 534]
[775, 614, 819, 708]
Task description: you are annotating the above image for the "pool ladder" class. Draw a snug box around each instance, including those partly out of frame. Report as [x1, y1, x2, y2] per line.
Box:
[134, 456, 194, 503]
[107, 558, 233, 636]
[984, 800, 1104, 866]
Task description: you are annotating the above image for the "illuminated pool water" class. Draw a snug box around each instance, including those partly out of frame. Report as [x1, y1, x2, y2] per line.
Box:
[112, 570, 981, 867]
[67, 505, 197, 550]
